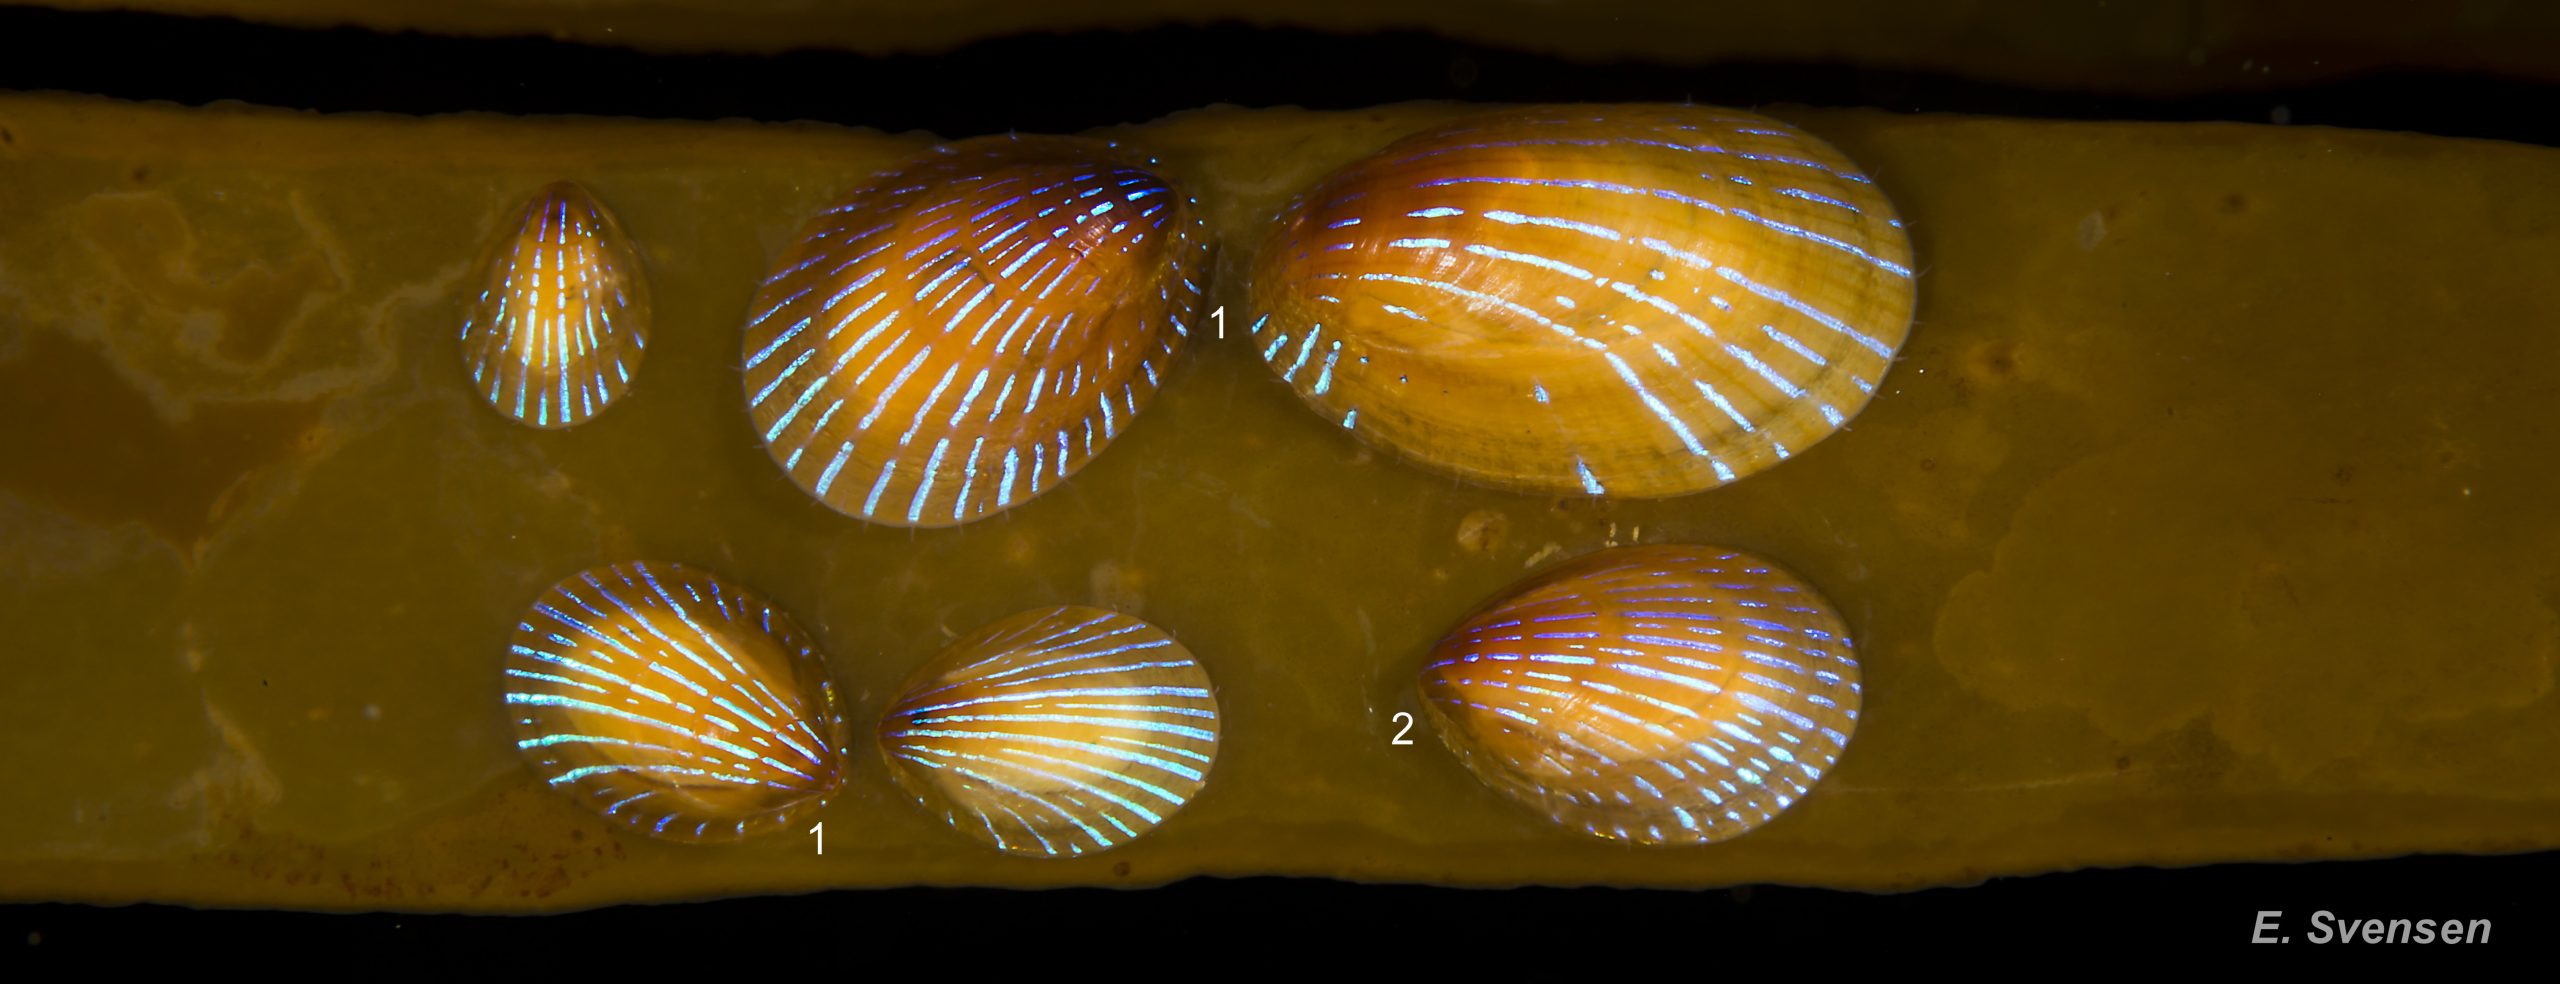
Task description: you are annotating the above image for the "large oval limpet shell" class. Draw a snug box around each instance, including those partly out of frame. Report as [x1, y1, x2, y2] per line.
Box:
[742, 136, 1210, 528]
[879, 605, 1221, 857]
[1418, 544, 1861, 845]
[502, 561, 848, 844]
[1247, 105, 1914, 497]
[459, 181, 652, 428]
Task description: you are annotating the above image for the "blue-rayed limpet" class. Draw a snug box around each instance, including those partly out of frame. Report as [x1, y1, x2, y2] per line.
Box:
[460, 180, 652, 428]
[1247, 105, 1914, 497]
[503, 561, 848, 843]
[741, 135, 1209, 528]
[879, 605, 1221, 856]
[1419, 544, 1861, 845]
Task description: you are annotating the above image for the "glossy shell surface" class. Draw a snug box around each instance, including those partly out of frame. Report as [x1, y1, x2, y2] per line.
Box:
[742, 135, 1209, 527]
[460, 181, 651, 428]
[1419, 544, 1861, 845]
[502, 561, 848, 843]
[1248, 105, 1914, 497]
[879, 605, 1221, 857]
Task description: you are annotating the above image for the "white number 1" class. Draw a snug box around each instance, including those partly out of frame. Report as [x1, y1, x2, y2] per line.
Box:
[810, 821, 824, 855]
[1211, 305, 1227, 338]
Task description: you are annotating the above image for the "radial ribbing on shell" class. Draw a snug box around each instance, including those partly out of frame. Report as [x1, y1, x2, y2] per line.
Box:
[459, 180, 651, 429]
[741, 135, 1209, 527]
[1247, 104, 1915, 498]
[879, 605, 1221, 857]
[502, 561, 848, 844]
[1419, 544, 1862, 846]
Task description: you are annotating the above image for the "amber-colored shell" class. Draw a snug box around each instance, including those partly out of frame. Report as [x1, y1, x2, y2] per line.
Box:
[502, 561, 849, 843]
[459, 181, 651, 428]
[1248, 105, 1914, 497]
[741, 136, 1210, 527]
[1418, 544, 1861, 845]
[879, 605, 1221, 857]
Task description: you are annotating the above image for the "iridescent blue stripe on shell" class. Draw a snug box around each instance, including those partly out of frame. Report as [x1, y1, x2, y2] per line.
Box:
[1419, 545, 1861, 846]
[459, 182, 650, 429]
[1244, 105, 1914, 499]
[880, 606, 1221, 857]
[503, 561, 846, 844]
[741, 138, 1207, 528]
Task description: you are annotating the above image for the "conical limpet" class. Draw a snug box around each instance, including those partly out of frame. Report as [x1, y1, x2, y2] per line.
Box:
[1418, 544, 1861, 845]
[459, 180, 652, 428]
[879, 605, 1221, 857]
[742, 135, 1210, 528]
[1247, 104, 1914, 497]
[502, 561, 848, 843]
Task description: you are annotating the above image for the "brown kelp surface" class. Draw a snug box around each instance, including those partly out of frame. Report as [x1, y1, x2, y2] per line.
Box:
[0, 95, 2556, 910]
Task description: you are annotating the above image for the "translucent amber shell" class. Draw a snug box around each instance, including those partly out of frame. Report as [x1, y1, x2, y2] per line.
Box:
[1247, 105, 1914, 497]
[879, 606, 1222, 857]
[502, 561, 849, 844]
[459, 181, 652, 428]
[741, 136, 1210, 527]
[1419, 544, 1862, 845]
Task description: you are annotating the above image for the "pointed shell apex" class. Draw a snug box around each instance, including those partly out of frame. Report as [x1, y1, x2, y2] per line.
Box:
[460, 180, 652, 429]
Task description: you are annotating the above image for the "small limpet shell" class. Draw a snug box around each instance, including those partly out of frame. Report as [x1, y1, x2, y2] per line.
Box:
[502, 561, 848, 843]
[460, 181, 652, 428]
[742, 135, 1209, 527]
[1247, 104, 1914, 497]
[879, 605, 1221, 857]
[1419, 544, 1862, 845]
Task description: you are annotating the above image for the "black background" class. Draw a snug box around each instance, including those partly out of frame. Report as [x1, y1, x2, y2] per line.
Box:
[0, 4, 2551, 958]
[4, 854, 2552, 954]
[1, 6, 2558, 146]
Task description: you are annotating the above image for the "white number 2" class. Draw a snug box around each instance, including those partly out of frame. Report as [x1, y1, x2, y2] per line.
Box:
[1390, 711, 1416, 746]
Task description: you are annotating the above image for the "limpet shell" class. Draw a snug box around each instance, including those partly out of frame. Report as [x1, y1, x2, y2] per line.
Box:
[502, 561, 849, 843]
[1247, 104, 1914, 497]
[1418, 544, 1861, 845]
[879, 605, 1221, 857]
[459, 181, 652, 428]
[742, 135, 1210, 527]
